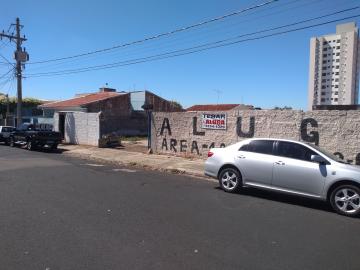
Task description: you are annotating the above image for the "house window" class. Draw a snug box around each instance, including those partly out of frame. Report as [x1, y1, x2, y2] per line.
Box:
[336, 46, 340, 49]
[321, 98, 325, 102]
[334, 98, 338, 101]
[321, 92, 326, 95]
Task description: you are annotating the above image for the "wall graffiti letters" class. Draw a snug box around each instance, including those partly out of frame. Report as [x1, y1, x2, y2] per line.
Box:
[155, 113, 360, 164]
[356, 153, 360, 165]
[236, 117, 255, 138]
[333, 152, 344, 160]
[300, 118, 319, 146]
[161, 138, 168, 150]
[170, 138, 177, 152]
[180, 140, 187, 152]
[193, 117, 205, 136]
[191, 141, 200, 155]
[160, 118, 172, 135]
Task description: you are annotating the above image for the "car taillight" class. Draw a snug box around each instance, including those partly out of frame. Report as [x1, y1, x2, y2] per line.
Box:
[208, 151, 214, 157]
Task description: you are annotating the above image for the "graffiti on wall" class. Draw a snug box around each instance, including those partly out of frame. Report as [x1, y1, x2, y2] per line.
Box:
[158, 117, 360, 164]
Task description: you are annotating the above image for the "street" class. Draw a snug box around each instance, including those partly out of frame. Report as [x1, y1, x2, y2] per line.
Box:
[0, 146, 359, 270]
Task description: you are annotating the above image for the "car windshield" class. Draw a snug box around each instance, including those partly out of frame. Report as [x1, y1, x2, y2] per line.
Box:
[307, 143, 349, 164]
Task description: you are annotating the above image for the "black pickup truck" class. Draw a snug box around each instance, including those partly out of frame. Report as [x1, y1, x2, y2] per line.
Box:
[9, 123, 62, 151]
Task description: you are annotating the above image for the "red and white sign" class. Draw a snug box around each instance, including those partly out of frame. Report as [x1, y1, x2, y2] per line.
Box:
[202, 113, 227, 130]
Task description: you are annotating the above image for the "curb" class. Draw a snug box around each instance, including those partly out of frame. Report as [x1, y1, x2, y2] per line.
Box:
[62, 147, 214, 181]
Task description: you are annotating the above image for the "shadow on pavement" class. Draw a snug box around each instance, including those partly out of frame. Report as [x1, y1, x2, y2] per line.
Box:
[215, 186, 333, 213]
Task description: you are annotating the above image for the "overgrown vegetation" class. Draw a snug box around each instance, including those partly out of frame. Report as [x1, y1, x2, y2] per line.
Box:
[169, 100, 183, 110]
[0, 96, 44, 117]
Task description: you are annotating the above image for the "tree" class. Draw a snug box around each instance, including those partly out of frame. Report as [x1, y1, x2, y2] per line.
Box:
[273, 106, 293, 110]
[169, 100, 184, 111]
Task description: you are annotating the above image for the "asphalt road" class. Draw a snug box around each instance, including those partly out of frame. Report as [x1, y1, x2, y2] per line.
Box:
[0, 145, 359, 270]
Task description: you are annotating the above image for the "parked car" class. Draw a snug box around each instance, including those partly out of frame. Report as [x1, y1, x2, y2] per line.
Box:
[9, 123, 62, 151]
[0, 126, 15, 145]
[205, 138, 360, 217]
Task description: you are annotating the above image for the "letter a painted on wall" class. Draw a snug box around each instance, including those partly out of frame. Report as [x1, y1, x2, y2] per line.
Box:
[160, 118, 172, 135]
[191, 141, 200, 155]
[300, 118, 319, 146]
[162, 138, 168, 150]
[236, 117, 255, 138]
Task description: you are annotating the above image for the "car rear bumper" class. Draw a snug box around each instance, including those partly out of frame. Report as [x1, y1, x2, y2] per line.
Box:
[204, 159, 220, 178]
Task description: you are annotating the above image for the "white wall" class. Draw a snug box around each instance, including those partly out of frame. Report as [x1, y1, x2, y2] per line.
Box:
[151, 110, 360, 164]
[54, 112, 100, 146]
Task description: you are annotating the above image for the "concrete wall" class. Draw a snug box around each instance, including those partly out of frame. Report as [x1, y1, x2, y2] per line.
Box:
[54, 112, 100, 146]
[151, 110, 360, 164]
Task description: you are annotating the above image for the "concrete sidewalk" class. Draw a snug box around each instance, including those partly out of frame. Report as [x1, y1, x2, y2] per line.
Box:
[60, 144, 208, 179]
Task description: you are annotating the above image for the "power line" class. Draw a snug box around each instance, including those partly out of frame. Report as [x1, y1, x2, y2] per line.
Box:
[27, 0, 322, 72]
[27, 0, 279, 65]
[0, 67, 14, 81]
[25, 10, 360, 77]
[28, 0, 350, 73]
[0, 53, 14, 66]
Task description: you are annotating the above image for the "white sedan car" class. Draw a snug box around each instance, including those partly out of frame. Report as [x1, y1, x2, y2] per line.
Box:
[205, 138, 360, 217]
[0, 126, 15, 145]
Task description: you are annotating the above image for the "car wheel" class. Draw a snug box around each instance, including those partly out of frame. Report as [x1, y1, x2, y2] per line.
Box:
[51, 144, 58, 150]
[330, 185, 360, 217]
[27, 140, 35, 151]
[9, 137, 15, 147]
[219, 167, 242, 193]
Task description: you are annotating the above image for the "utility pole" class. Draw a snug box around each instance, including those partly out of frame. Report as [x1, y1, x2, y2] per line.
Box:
[15, 18, 23, 127]
[5, 94, 9, 126]
[0, 18, 28, 127]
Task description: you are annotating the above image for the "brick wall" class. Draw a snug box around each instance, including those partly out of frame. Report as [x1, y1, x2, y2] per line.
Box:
[146, 92, 184, 112]
[85, 94, 131, 116]
[151, 110, 360, 164]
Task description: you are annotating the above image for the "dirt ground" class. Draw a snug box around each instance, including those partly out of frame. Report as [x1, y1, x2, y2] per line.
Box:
[117, 139, 148, 153]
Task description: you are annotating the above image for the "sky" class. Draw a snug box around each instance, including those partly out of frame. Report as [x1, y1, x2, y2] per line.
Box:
[0, 0, 359, 110]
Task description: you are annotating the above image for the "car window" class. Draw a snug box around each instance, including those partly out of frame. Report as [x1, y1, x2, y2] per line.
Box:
[2, 127, 13, 132]
[239, 140, 274, 155]
[277, 141, 316, 162]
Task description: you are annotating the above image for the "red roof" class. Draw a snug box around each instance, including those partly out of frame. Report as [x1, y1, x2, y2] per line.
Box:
[39, 92, 124, 109]
[186, 104, 241, 111]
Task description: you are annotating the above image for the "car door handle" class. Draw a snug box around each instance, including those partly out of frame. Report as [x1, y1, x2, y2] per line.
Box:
[275, 161, 285, 165]
[237, 155, 246, 159]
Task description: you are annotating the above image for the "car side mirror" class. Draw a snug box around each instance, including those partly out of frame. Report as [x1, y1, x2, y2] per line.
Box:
[311, 154, 328, 165]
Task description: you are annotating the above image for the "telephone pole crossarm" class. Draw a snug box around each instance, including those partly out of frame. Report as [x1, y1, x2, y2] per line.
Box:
[0, 32, 26, 42]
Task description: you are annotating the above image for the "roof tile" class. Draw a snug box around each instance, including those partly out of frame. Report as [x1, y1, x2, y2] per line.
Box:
[186, 104, 241, 111]
[40, 92, 124, 109]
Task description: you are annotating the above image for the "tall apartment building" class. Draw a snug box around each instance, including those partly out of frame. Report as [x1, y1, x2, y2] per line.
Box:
[308, 22, 359, 110]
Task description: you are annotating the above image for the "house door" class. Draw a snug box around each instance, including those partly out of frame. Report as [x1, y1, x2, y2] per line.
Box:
[59, 113, 65, 138]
